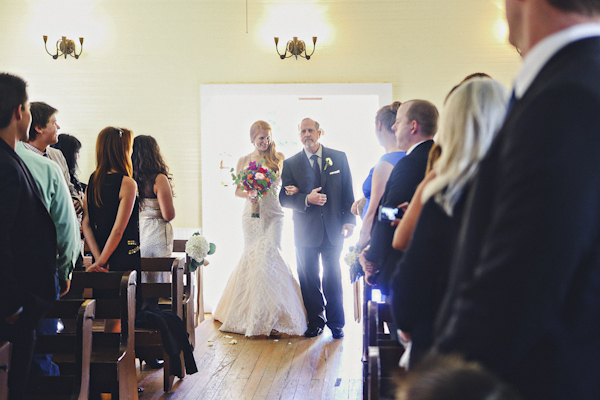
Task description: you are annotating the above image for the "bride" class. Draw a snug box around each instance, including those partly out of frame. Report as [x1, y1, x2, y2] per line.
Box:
[213, 120, 307, 336]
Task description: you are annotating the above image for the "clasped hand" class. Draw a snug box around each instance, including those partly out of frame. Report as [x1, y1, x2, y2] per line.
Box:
[307, 187, 327, 206]
[87, 262, 109, 273]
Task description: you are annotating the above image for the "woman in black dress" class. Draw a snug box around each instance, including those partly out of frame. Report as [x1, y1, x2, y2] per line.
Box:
[81, 126, 140, 283]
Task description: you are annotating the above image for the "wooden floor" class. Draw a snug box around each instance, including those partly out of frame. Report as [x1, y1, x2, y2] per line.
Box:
[136, 314, 363, 400]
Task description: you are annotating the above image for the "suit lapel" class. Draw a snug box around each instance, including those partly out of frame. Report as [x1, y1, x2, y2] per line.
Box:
[320, 146, 328, 189]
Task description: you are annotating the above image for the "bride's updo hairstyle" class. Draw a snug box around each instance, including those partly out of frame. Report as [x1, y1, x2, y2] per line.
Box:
[250, 120, 283, 174]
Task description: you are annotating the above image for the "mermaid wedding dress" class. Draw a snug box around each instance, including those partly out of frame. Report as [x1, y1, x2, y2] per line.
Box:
[213, 178, 307, 336]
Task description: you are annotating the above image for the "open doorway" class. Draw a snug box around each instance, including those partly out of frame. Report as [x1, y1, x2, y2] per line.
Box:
[200, 83, 392, 313]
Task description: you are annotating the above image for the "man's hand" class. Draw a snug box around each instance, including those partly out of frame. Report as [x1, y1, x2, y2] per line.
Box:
[5, 307, 23, 325]
[359, 247, 378, 286]
[351, 199, 360, 216]
[59, 279, 71, 297]
[307, 187, 327, 206]
[341, 224, 354, 238]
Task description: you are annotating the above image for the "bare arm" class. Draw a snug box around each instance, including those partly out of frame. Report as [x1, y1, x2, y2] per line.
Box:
[154, 173, 175, 222]
[392, 170, 436, 251]
[81, 187, 102, 262]
[357, 161, 395, 250]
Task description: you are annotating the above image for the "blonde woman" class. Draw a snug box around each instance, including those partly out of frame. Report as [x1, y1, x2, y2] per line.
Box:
[213, 121, 307, 337]
[391, 78, 507, 367]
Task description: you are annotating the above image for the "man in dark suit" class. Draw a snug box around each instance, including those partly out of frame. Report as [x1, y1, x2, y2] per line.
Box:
[280, 118, 355, 339]
[361, 100, 438, 295]
[0, 73, 57, 399]
[434, 1, 600, 399]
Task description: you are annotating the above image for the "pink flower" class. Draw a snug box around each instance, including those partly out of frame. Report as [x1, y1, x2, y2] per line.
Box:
[255, 172, 265, 180]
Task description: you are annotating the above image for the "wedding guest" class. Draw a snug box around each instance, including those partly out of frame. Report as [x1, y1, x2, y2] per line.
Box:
[435, 1, 600, 398]
[397, 354, 521, 400]
[23, 102, 82, 213]
[0, 72, 57, 400]
[352, 101, 405, 251]
[132, 135, 175, 258]
[214, 120, 307, 337]
[16, 139, 81, 376]
[360, 101, 437, 294]
[391, 78, 507, 367]
[52, 133, 86, 197]
[81, 127, 141, 315]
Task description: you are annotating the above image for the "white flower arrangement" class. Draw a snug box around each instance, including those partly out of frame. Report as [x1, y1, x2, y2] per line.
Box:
[344, 248, 357, 266]
[185, 232, 216, 271]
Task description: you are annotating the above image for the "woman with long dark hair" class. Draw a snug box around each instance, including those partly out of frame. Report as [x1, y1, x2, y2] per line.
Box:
[52, 133, 86, 196]
[132, 135, 175, 257]
[82, 127, 140, 277]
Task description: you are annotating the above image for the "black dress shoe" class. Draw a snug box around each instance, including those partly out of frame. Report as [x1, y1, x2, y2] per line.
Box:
[143, 358, 164, 369]
[304, 327, 323, 338]
[331, 327, 344, 339]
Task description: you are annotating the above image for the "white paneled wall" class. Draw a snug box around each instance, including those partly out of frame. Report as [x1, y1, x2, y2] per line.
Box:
[0, 0, 520, 229]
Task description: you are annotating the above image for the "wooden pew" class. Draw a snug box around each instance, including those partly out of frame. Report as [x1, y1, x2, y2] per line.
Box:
[25, 299, 96, 400]
[136, 257, 184, 392]
[368, 346, 404, 400]
[368, 301, 400, 348]
[173, 239, 201, 337]
[67, 271, 138, 399]
[0, 341, 10, 400]
[366, 300, 404, 400]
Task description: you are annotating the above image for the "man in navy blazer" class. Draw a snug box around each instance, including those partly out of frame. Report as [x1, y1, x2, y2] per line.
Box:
[434, 1, 600, 399]
[280, 118, 355, 339]
[361, 100, 438, 295]
[0, 73, 57, 400]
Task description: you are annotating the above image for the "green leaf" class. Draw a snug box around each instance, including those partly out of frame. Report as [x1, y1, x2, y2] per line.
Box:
[208, 243, 216, 255]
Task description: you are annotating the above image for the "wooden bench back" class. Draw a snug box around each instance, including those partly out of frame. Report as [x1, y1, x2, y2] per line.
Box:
[0, 341, 9, 400]
[27, 299, 96, 400]
[140, 257, 183, 317]
[70, 271, 136, 356]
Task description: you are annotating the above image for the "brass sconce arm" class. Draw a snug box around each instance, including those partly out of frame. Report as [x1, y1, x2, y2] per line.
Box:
[274, 36, 317, 60]
[43, 36, 84, 59]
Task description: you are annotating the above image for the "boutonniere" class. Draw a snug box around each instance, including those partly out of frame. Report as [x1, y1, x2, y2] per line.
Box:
[324, 157, 333, 170]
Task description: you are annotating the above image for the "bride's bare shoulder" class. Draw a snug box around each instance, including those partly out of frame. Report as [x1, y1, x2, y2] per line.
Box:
[277, 152, 285, 161]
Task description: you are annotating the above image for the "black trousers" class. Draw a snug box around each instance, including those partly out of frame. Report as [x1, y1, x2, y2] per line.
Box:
[296, 231, 344, 330]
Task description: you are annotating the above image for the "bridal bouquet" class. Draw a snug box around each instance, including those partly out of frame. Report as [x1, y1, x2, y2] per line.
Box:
[185, 232, 216, 272]
[231, 159, 277, 218]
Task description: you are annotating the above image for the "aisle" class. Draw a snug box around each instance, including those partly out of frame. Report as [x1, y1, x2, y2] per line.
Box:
[137, 313, 363, 400]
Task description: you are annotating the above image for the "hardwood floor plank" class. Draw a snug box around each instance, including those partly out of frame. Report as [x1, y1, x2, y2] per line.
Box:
[136, 316, 363, 400]
[265, 337, 300, 399]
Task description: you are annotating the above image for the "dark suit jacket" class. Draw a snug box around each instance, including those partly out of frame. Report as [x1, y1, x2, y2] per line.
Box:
[0, 138, 57, 329]
[280, 146, 355, 248]
[391, 192, 468, 366]
[435, 37, 600, 400]
[366, 140, 433, 293]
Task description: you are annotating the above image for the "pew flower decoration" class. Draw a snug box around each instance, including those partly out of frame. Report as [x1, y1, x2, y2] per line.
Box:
[344, 247, 357, 266]
[231, 159, 278, 218]
[324, 157, 333, 170]
[345, 245, 364, 284]
[185, 232, 216, 272]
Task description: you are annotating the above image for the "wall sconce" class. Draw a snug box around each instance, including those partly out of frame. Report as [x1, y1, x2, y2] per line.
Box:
[274, 36, 317, 60]
[43, 36, 84, 59]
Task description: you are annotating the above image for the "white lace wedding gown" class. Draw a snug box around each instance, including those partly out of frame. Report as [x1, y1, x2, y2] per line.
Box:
[213, 179, 307, 336]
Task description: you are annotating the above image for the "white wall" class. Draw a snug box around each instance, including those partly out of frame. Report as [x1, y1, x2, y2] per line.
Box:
[0, 0, 521, 230]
